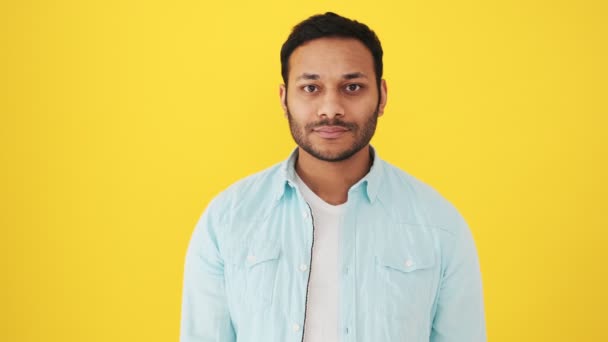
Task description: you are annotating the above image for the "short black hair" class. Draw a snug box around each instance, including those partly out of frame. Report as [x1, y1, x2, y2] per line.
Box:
[280, 12, 383, 89]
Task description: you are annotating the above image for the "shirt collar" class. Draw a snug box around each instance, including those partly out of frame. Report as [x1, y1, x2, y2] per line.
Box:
[276, 145, 384, 204]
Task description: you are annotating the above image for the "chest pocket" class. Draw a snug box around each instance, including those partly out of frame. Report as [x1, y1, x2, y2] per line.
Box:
[374, 225, 438, 321]
[238, 244, 281, 311]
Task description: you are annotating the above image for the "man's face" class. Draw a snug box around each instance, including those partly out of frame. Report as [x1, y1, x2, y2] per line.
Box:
[280, 37, 387, 162]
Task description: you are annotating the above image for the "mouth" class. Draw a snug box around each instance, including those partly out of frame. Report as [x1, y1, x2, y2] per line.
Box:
[312, 125, 349, 139]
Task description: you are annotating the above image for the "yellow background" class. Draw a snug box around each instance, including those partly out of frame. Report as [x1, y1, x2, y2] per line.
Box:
[1, 0, 606, 341]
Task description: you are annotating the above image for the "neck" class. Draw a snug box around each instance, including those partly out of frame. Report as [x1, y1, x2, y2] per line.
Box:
[295, 146, 372, 205]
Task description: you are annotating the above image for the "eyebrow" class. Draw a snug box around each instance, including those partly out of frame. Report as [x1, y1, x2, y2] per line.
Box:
[343, 72, 368, 80]
[294, 72, 368, 82]
[295, 73, 320, 81]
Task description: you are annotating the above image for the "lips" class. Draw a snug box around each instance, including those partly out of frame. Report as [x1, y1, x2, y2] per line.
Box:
[313, 125, 349, 139]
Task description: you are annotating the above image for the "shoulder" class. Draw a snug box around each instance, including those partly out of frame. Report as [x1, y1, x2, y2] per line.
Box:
[202, 162, 284, 223]
[378, 160, 467, 237]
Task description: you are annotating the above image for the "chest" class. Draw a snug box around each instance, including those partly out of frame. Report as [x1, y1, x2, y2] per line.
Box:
[221, 197, 441, 322]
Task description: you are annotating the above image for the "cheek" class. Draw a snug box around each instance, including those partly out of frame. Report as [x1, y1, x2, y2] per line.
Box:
[287, 96, 316, 116]
[353, 92, 378, 106]
[343, 102, 372, 118]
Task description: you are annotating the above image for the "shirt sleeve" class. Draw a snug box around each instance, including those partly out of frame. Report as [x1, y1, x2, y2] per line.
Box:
[430, 218, 486, 342]
[180, 203, 236, 342]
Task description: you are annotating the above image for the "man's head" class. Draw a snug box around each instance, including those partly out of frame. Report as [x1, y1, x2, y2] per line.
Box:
[281, 12, 384, 92]
[279, 12, 387, 162]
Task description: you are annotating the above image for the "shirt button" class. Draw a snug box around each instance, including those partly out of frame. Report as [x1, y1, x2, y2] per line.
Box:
[299, 264, 308, 272]
[247, 255, 256, 262]
[303, 211, 309, 219]
[292, 323, 300, 332]
[405, 259, 414, 267]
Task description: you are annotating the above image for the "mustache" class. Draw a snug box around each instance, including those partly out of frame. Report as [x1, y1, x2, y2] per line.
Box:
[305, 119, 357, 131]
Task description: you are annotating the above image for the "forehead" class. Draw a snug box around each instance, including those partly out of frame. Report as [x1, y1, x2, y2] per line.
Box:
[288, 37, 375, 81]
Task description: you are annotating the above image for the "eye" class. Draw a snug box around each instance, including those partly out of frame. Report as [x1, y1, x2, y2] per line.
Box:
[302, 85, 319, 93]
[345, 84, 362, 92]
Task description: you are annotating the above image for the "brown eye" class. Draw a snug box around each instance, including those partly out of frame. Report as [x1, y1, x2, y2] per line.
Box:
[303, 85, 318, 93]
[345, 84, 362, 92]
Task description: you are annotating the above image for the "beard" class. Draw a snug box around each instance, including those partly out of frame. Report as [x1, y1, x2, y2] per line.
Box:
[286, 107, 379, 162]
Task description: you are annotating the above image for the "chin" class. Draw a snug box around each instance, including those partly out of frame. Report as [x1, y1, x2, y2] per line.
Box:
[307, 146, 363, 163]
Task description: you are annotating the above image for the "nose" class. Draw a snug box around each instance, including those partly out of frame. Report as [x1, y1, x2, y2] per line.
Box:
[317, 89, 344, 119]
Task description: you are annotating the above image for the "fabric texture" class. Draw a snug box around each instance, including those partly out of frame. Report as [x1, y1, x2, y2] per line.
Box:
[294, 171, 345, 342]
[180, 147, 486, 342]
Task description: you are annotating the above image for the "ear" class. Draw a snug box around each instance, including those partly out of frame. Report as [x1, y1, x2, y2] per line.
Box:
[279, 84, 288, 117]
[377, 79, 388, 117]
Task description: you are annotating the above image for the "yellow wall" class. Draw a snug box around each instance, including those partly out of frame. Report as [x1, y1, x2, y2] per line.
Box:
[2, 1, 606, 341]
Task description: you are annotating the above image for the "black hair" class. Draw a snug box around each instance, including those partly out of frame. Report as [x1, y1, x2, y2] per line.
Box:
[280, 12, 383, 90]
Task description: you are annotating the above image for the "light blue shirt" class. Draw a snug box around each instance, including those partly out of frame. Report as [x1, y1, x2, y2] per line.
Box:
[180, 147, 486, 342]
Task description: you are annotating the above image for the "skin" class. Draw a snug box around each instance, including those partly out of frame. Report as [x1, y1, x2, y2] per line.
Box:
[280, 37, 388, 205]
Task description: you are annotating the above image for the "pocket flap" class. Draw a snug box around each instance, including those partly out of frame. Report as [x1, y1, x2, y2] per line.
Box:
[244, 245, 281, 268]
[375, 227, 436, 273]
[376, 250, 434, 273]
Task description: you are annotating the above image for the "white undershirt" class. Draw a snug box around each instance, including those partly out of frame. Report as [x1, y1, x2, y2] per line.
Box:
[295, 172, 346, 342]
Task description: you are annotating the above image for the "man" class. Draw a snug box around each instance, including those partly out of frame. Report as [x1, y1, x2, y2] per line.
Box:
[181, 12, 485, 342]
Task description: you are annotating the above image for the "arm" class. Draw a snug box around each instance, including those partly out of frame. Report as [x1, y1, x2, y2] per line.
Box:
[430, 219, 486, 342]
[180, 205, 236, 342]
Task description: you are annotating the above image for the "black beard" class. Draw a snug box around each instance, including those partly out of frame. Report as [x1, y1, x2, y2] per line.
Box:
[286, 109, 378, 162]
